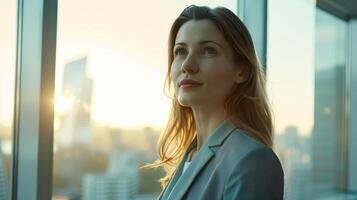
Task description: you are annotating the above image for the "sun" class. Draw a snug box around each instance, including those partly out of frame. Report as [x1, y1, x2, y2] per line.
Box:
[54, 94, 75, 115]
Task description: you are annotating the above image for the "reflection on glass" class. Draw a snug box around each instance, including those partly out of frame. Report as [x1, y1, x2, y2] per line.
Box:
[312, 8, 348, 198]
[0, 0, 17, 199]
[268, 0, 348, 199]
[53, 1, 237, 199]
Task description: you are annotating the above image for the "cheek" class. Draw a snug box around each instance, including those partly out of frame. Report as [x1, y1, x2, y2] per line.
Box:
[207, 67, 237, 91]
[170, 65, 180, 92]
[169, 69, 176, 85]
[170, 62, 181, 81]
[207, 65, 234, 81]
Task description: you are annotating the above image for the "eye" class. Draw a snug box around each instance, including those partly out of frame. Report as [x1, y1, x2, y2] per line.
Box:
[174, 47, 187, 56]
[203, 46, 217, 55]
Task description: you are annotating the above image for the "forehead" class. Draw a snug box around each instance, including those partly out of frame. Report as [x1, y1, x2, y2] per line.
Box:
[175, 19, 227, 46]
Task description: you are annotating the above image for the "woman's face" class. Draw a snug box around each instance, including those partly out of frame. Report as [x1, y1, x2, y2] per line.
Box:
[171, 19, 243, 109]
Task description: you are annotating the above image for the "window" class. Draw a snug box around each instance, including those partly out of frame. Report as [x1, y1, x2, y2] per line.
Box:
[313, 8, 348, 196]
[0, 1, 17, 199]
[53, 1, 237, 199]
[267, 0, 349, 199]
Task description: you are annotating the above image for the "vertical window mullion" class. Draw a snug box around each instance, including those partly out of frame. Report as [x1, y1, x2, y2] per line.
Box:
[13, 0, 57, 199]
[348, 19, 357, 192]
[239, 0, 267, 73]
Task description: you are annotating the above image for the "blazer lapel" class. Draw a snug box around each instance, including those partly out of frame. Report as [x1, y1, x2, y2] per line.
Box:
[166, 119, 237, 200]
[167, 144, 214, 200]
[158, 139, 197, 200]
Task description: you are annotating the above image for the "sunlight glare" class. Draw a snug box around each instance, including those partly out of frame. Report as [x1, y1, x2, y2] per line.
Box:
[54, 94, 75, 114]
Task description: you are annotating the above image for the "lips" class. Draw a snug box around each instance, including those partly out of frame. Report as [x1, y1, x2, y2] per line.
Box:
[179, 79, 203, 87]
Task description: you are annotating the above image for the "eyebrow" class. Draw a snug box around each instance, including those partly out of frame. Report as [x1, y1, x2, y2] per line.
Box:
[174, 40, 224, 49]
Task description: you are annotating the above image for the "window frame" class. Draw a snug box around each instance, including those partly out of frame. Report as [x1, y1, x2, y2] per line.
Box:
[348, 19, 357, 192]
[237, 0, 267, 72]
[11, 0, 58, 199]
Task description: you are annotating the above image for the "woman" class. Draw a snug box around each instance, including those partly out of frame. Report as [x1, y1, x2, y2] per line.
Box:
[146, 5, 284, 200]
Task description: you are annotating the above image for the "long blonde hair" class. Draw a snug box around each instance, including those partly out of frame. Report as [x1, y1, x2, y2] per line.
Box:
[144, 5, 274, 188]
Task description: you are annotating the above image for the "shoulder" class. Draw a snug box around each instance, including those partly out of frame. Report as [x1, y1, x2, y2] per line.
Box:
[222, 128, 283, 172]
[218, 128, 274, 163]
[219, 129, 284, 199]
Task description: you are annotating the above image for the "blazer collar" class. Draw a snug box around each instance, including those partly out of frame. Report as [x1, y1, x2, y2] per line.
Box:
[160, 118, 237, 200]
[205, 118, 237, 148]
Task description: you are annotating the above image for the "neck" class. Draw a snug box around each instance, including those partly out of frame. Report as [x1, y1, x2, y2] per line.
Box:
[192, 105, 228, 151]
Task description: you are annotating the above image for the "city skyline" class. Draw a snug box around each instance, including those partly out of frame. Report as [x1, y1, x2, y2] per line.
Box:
[1, 0, 318, 135]
[0, 0, 354, 199]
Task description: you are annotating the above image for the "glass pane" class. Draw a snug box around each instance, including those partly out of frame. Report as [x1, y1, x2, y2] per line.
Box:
[267, 0, 348, 199]
[53, 1, 237, 200]
[313, 8, 348, 198]
[0, 0, 17, 199]
[267, 1, 315, 198]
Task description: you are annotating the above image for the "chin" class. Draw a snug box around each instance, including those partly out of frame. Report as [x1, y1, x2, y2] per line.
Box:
[177, 97, 202, 108]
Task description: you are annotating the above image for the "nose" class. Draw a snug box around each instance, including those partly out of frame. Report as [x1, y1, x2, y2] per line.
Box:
[181, 53, 199, 74]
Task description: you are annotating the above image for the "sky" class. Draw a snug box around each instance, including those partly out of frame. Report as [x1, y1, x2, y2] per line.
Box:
[0, 0, 16, 128]
[267, 0, 315, 135]
[0, 0, 341, 136]
[54, 0, 237, 129]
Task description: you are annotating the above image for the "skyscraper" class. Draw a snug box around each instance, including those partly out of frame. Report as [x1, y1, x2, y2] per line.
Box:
[56, 56, 93, 147]
[82, 151, 140, 200]
[312, 66, 347, 198]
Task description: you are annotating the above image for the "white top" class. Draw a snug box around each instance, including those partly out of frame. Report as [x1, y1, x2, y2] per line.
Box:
[182, 149, 194, 173]
[183, 161, 191, 173]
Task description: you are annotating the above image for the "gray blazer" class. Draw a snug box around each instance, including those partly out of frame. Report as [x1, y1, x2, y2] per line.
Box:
[157, 119, 284, 200]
